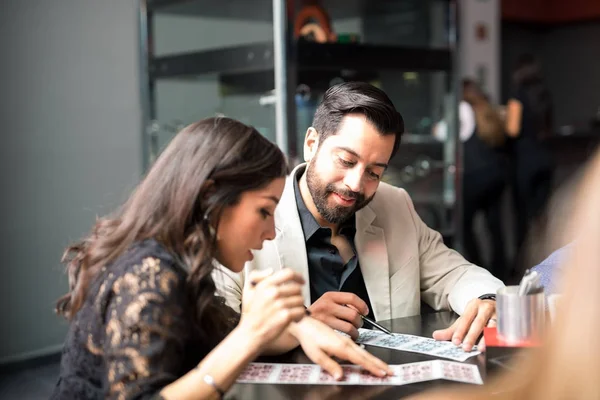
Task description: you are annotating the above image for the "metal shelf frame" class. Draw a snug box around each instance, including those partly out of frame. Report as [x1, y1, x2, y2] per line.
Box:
[150, 42, 452, 79]
[138, 0, 463, 247]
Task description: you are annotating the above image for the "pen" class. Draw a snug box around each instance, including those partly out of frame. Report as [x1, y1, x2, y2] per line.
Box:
[359, 314, 393, 335]
[344, 305, 392, 335]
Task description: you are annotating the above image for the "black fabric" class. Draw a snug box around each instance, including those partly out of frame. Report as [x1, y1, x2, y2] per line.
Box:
[510, 88, 554, 251]
[463, 125, 507, 175]
[463, 167, 508, 281]
[293, 168, 375, 320]
[463, 123, 508, 281]
[511, 88, 554, 176]
[51, 239, 234, 399]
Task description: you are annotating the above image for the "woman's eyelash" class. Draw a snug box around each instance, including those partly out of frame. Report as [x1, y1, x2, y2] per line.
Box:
[339, 157, 354, 166]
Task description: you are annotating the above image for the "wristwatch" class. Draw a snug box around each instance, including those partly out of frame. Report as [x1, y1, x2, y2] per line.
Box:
[478, 293, 497, 301]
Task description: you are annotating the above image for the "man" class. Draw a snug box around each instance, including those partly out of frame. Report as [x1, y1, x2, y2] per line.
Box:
[216, 82, 504, 352]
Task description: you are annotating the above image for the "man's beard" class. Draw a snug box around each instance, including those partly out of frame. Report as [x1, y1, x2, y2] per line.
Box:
[305, 163, 375, 224]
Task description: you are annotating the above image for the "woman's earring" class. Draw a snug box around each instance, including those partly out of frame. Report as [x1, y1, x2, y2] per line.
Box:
[204, 213, 216, 239]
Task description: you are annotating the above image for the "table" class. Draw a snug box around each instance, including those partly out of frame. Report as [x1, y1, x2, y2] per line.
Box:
[226, 312, 498, 399]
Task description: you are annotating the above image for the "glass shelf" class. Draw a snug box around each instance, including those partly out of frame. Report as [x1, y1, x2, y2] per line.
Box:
[141, 0, 459, 238]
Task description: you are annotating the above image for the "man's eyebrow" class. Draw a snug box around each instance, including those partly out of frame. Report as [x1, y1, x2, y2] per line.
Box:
[335, 146, 388, 169]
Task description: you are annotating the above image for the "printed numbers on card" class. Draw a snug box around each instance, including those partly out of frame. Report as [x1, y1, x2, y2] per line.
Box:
[373, 334, 417, 348]
[238, 364, 277, 382]
[403, 339, 448, 353]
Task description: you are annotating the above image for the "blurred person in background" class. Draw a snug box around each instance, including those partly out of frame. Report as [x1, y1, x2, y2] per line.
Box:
[506, 54, 554, 269]
[434, 79, 508, 281]
[408, 147, 600, 400]
[51, 117, 391, 400]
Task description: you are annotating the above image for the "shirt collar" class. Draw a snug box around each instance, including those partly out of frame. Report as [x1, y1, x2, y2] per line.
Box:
[293, 166, 356, 242]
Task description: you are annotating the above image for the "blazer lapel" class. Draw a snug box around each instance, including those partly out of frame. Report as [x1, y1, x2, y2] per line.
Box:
[355, 205, 391, 321]
[274, 165, 311, 305]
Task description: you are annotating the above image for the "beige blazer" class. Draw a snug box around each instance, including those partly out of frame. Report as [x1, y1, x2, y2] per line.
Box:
[214, 164, 504, 320]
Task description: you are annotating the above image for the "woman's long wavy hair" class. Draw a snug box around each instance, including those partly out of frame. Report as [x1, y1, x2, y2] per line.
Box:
[462, 78, 505, 148]
[56, 117, 288, 344]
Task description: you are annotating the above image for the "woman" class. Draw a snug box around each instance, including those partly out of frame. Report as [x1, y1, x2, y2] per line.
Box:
[506, 54, 554, 259]
[461, 79, 508, 281]
[409, 148, 600, 400]
[51, 117, 391, 399]
[433, 80, 507, 281]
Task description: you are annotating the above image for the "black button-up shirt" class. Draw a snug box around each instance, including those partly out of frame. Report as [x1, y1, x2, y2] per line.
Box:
[293, 169, 375, 320]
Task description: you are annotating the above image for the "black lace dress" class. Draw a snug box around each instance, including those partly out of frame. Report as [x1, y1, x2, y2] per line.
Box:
[51, 239, 231, 400]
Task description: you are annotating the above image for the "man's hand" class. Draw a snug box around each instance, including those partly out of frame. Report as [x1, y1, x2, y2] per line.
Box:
[432, 298, 496, 352]
[308, 292, 369, 340]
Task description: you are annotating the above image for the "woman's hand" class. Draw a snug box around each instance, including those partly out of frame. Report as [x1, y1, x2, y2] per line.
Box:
[289, 317, 393, 380]
[238, 269, 306, 350]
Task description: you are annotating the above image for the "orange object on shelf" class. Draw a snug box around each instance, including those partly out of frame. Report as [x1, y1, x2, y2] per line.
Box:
[293, 4, 336, 43]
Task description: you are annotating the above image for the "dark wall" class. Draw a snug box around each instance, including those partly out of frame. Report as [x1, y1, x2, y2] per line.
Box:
[502, 21, 600, 130]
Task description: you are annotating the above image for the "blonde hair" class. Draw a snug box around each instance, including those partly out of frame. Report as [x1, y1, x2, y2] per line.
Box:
[463, 79, 505, 148]
[411, 149, 600, 400]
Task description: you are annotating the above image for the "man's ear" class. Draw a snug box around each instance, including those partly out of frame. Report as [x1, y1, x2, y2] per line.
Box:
[303, 127, 319, 163]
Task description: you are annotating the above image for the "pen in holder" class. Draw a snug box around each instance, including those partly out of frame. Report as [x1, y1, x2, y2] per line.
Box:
[496, 285, 546, 345]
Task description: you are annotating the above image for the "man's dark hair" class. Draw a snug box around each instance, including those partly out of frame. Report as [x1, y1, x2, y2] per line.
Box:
[312, 82, 405, 158]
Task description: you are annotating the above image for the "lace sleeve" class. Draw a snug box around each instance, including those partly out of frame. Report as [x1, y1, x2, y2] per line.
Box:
[102, 256, 190, 400]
